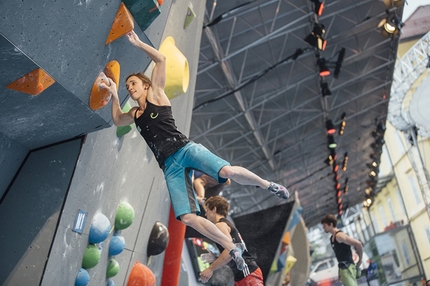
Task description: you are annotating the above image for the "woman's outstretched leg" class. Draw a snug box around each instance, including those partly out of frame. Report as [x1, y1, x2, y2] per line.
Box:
[219, 165, 289, 199]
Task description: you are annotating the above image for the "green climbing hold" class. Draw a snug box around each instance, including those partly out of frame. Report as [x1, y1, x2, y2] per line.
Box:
[115, 201, 135, 230]
[82, 244, 100, 269]
[107, 258, 120, 278]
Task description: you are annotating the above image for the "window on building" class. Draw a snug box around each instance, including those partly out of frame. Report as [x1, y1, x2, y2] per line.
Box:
[401, 241, 410, 266]
[388, 198, 397, 222]
[408, 174, 421, 204]
[396, 189, 406, 217]
[371, 213, 379, 232]
[425, 226, 430, 245]
[379, 206, 387, 227]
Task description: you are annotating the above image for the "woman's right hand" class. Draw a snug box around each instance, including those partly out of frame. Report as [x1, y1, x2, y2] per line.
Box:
[126, 30, 140, 47]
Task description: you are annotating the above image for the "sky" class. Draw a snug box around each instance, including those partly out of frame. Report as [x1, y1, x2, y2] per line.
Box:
[402, 0, 430, 20]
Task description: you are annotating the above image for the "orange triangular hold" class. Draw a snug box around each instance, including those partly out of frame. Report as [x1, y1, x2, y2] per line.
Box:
[6, 68, 55, 96]
[89, 60, 121, 111]
[106, 2, 134, 45]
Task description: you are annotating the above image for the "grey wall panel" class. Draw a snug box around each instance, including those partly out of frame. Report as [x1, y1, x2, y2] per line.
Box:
[0, 133, 28, 198]
[0, 1, 153, 121]
[41, 117, 172, 285]
[0, 138, 82, 285]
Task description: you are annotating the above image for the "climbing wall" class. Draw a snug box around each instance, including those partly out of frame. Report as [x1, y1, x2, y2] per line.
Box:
[0, 0, 206, 285]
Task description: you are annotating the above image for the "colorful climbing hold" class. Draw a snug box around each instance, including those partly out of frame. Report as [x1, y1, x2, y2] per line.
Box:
[89, 212, 111, 244]
[115, 201, 135, 230]
[82, 244, 101, 269]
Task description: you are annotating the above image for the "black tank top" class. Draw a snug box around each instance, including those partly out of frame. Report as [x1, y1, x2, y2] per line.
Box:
[331, 231, 353, 264]
[134, 101, 190, 169]
[215, 218, 259, 281]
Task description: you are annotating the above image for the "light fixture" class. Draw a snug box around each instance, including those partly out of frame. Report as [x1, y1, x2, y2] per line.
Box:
[333, 163, 339, 172]
[369, 170, 377, 177]
[304, 23, 327, 51]
[342, 152, 348, 171]
[378, 12, 404, 37]
[343, 178, 349, 194]
[327, 135, 337, 149]
[310, 0, 324, 16]
[317, 58, 330, 76]
[383, 0, 404, 8]
[333, 48, 345, 79]
[339, 112, 346, 135]
[321, 82, 331, 96]
[326, 119, 336, 134]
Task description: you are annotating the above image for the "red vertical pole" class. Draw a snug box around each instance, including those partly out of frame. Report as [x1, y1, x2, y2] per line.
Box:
[161, 205, 186, 286]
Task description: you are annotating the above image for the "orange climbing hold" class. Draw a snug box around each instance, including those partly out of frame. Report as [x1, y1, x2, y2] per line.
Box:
[106, 2, 135, 45]
[89, 60, 120, 110]
[127, 261, 156, 286]
[6, 68, 55, 96]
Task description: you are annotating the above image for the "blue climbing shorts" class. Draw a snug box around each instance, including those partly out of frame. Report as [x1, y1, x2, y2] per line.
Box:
[163, 142, 231, 219]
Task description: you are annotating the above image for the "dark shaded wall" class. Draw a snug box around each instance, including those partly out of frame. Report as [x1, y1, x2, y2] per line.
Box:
[0, 139, 82, 285]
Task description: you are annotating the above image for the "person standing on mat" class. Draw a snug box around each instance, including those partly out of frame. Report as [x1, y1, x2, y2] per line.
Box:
[200, 196, 264, 285]
[100, 29, 289, 273]
[321, 214, 363, 286]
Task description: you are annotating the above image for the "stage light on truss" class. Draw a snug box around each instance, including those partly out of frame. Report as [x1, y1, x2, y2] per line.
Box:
[339, 112, 346, 135]
[310, 0, 324, 16]
[333, 164, 339, 173]
[369, 170, 377, 177]
[327, 135, 337, 149]
[383, 0, 404, 8]
[321, 82, 331, 96]
[378, 12, 404, 37]
[317, 58, 330, 76]
[304, 23, 327, 51]
[342, 152, 348, 171]
[326, 119, 336, 135]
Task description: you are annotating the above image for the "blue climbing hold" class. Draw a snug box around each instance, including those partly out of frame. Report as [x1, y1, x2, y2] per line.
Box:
[89, 212, 111, 244]
[107, 279, 116, 286]
[75, 268, 90, 286]
[109, 233, 126, 256]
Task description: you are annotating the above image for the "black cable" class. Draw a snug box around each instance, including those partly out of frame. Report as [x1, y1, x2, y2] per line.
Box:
[203, 0, 259, 28]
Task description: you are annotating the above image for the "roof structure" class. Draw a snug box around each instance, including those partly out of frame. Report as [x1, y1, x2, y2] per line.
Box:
[400, 4, 430, 42]
[190, 0, 404, 227]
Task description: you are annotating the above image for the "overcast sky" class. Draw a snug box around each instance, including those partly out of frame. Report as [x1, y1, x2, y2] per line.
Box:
[403, 0, 430, 20]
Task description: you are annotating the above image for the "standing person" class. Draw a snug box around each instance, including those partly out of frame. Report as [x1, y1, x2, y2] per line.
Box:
[200, 196, 264, 285]
[321, 214, 363, 286]
[100, 29, 289, 273]
[193, 170, 231, 206]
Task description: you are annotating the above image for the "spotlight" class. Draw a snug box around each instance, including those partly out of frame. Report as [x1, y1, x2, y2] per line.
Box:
[327, 135, 337, 149]
[321, 82, 332, 96]
[325, 153, 336, 165]
[304, 23, 327, 51]
[326, 119, 336, 135]
[339, 113, 346, 135]
[383, 0, 404, 8]
[310, 0, 324, 16]
[317, 58, 330, 76]
[342, 152, 348, 171]
[378, 12, 404, 37]
[333, 163, 339, 172]
[333, 48, 345, 79]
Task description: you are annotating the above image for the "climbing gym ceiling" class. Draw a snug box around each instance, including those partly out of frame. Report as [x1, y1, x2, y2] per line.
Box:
[190, 0, 403, 227]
